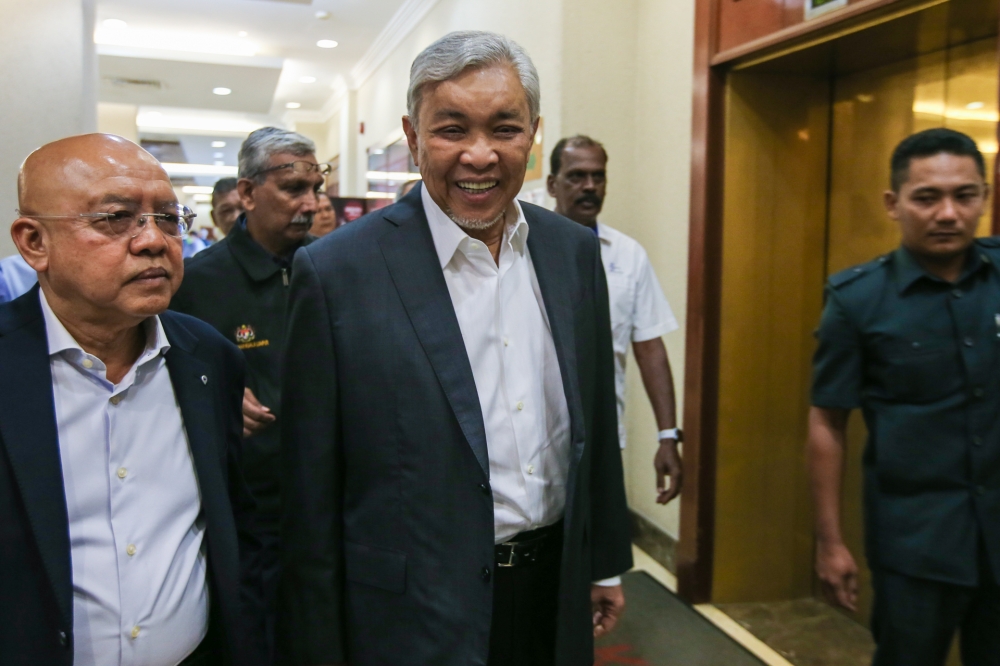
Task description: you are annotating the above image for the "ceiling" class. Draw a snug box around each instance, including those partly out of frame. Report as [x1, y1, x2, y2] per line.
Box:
[95, 0, 410, 117]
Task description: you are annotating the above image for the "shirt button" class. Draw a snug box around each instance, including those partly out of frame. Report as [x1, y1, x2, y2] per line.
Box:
[479, 483, 490, 496]
[58, 630, 68, 647]
[964, 337, 975, 347]
[110, 395, 122, 405]
[126, 544, 137, 556]
[516, 401, 524, 411]
[81, 359, 93, 369]
[526, 464, 535, 475]
[481, 566, 491, 582]
[117, 467, 128, 479]
[503, 336, 509, 347]
[131, 625, 141, 639]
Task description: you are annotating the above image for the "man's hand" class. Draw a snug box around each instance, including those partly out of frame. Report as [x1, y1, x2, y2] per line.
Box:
[654, 440, 683, 504]
[243, 387, 276, 437]
[816, 540, 859, 612]
[591, 584, 625, 638]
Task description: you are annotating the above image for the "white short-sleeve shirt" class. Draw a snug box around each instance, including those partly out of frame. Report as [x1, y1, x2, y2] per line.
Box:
[596, 223, 678, 449]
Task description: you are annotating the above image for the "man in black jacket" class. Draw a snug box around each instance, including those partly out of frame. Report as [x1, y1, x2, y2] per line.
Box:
[1, 133, 264, 665]
[278, 31, 632, 666]
[171, 126, 325, 660]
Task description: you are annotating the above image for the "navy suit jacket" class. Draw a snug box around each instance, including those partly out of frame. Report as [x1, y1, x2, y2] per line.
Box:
[0, 286, 265, 665]
[277, 185, 633, 666]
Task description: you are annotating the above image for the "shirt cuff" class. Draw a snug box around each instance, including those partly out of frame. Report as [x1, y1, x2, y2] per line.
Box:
[593, 576, 622, 587]
[632, 319, 679, 343]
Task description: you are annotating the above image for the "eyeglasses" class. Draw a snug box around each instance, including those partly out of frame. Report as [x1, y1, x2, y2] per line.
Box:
[17, 204, 194, 239]
[252, 161, 333, 178]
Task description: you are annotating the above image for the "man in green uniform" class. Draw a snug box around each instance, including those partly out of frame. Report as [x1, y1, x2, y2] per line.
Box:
[809, 128, 999, 666]
[170, 126, 326, 661]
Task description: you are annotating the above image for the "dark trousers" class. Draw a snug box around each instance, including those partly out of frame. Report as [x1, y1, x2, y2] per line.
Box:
[871, 558, 1000, 666]
[488, 527, 563, 666]
[259, 527, 282, 665]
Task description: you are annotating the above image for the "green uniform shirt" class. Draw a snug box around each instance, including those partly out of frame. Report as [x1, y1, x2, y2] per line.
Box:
[812, 239, 1000, 586]
[171, 218, 314, 530]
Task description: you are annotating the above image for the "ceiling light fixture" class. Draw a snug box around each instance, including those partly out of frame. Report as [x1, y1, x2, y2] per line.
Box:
[213, 152, 224, 158]
[94, 26, 259, 57]
[316, 40, 338, 49]
[103, 19, 128, 30]
[316, 10, 331, 19]
[285, 102, 302, 109]
[367, 171, 422, 182]
[237, 31, 248, 38]
[193, 194, 213, 203]
[162, 163, 238, 177]
[211, 141, 226, 148]
[213, 87, 232, 96]
[967, 101, 986, 110]
[181, 186, 215, 195]
[299, 76, 317, 84]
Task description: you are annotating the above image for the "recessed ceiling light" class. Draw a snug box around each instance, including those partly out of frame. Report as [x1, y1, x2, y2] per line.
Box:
[181, 185, 215, 195]
[213, 152, 224, 158]
[316, 40, 338, 49]
[299, 76, 317, 84]
[967, 101, 986, 110]
[316, 10, 331, 19]
[103, 19, 127, 30]
[94, 27, 258, 57]
[211, 141, 226, 148]
[286, 102, 302, 109]
[214, 161, 225, 166]
[213, 87, 232, 96]
[237, 31, 248, 38]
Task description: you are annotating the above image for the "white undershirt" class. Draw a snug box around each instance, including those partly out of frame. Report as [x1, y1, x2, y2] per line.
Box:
[422, 187, 571, 544]
[41, 290, 208, 666]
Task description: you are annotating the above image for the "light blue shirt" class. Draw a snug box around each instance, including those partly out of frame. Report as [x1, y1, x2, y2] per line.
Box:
[0, 253, 37, 303]
[40, 290, 209, 666]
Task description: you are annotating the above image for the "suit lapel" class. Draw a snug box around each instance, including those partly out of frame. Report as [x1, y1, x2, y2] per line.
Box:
[524, 210, 586, 459]
[0, 288, 72, 625]
[161, 316, 231, 538]
[378, 205, 490, 478]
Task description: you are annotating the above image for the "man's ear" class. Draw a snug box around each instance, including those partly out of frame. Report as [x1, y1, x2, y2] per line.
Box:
[882, 189, 900, 221]
[237, 178, 256, 212]
[10, 217, 49, 273]
[546, 173, 558, 198]
[403, 116, 420, 167]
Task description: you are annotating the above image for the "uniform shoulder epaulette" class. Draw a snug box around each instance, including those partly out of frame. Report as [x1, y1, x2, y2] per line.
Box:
[828, 254, 890, 289]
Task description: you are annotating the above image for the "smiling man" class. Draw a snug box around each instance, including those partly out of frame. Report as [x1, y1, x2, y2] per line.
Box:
[278, 31, 632, 666]
[0, 134, 264, 665]
[808, 128, 1000, 666]
[171, 126, 325, 662]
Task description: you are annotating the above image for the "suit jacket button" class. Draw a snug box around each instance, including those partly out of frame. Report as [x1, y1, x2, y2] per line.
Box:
[481, 566, 491, 582]
[58, 630, 68, 647]
[479, 483, 489, 495]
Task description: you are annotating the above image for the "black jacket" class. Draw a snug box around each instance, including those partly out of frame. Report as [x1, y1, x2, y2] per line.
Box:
[277, 185, 633, 666]
[171, 220, 313, 528]
[0, 287, 265, 665]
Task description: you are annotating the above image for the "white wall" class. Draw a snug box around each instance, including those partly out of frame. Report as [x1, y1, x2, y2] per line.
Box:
[0, 0, 97, 258]
[334, 0, 695, 541]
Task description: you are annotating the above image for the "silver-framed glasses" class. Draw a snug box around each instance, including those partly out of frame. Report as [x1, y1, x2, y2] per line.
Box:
[16, 204, 195, 239]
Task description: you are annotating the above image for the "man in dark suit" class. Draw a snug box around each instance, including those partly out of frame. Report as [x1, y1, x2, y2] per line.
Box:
[278, 31, 632, 666]
[1, 133, 264, 665]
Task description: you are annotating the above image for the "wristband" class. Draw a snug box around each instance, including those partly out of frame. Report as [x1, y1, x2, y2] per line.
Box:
[657, 428, 682, 442]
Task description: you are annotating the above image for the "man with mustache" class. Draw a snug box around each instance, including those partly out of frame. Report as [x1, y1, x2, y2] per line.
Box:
[809, 128, 1000, 666]
[0, 133, 264, 665]
[547, 136, 683, 505]
[278, 31, 631, 666]
[171, 126, 324, 662]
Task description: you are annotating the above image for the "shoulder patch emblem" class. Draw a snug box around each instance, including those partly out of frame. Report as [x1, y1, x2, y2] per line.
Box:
[235, 324, 255, 344]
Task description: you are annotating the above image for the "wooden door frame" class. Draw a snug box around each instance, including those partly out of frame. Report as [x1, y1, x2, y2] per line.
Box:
[677, 0, 1000, 603]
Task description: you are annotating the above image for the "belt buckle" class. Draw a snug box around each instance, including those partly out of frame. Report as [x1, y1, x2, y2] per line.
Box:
[498, 544, 517, 568]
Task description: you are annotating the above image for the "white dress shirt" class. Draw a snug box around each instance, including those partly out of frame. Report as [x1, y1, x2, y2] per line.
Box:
[596, 223, 678, 449]
[422, 187, 572, 544]
[41, 290, 208, 666]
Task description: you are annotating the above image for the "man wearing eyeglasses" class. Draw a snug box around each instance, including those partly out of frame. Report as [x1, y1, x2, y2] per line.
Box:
[170, 126, 326, 661]
[0, 133, 265, 665]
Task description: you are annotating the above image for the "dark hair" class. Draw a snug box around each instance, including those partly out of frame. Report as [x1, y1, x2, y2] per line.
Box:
[211, 177, 238, 205]
[549, 135, 608, 176]
[890, 128, 985, 191]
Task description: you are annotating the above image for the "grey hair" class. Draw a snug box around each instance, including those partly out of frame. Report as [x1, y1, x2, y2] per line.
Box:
[238, 127, 316, 181]
[407, 31, 540, 127]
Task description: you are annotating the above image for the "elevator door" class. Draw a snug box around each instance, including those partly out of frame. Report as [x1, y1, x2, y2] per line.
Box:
[827, 36, 999, 624]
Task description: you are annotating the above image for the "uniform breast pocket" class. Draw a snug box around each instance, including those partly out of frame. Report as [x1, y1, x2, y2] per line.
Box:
[872, 339, 964, 403]
[605, 273, 635, 339]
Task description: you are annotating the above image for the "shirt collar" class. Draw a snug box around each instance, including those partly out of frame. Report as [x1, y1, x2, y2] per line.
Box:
[39, 288, 170, 362]
[421, 184, 529, 269]
[595, 222, 612, 245]
[894, 245, 988, 294]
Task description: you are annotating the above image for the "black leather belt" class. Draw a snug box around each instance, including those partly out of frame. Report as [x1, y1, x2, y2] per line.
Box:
[495, 521, 563, 568]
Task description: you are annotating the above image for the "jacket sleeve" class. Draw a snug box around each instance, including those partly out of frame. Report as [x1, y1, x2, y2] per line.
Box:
[587, 235, 634, 581]
[224, 349, 268, 665]
[276, 247, 346, 664]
